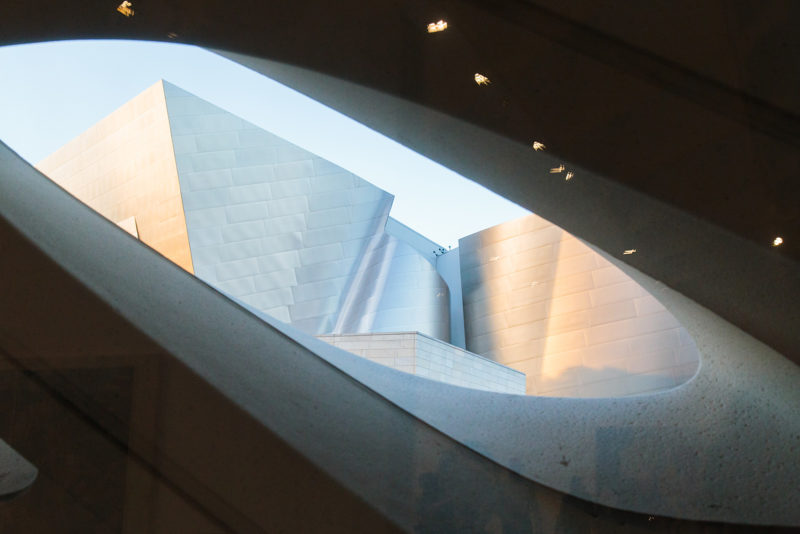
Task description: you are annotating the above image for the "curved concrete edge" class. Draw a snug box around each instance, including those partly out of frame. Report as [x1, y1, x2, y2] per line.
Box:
[202, 52, 800, 524]
[214, 50, 800, 365]
[0, 141, 699, 533]
[299, 243, 800, 525]
[2, 122, 799, 527]
[0, 439, 37, 501]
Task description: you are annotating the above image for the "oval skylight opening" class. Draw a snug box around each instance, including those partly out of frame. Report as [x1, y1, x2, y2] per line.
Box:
[0, 40, 699, 397]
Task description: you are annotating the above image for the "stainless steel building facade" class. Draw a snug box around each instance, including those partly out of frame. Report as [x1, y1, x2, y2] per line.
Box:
[38, 80, 697, 398]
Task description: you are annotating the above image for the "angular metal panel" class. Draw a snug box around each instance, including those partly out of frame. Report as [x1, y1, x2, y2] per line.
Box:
[164, 82, 450, 338]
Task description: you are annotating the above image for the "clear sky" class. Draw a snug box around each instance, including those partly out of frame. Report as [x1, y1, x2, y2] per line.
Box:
[0, 40, 529, 247]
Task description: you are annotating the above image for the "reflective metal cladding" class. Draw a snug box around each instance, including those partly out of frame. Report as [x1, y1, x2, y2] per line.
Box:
[162, 82, 451, 340]
[458, 214, 699, 397]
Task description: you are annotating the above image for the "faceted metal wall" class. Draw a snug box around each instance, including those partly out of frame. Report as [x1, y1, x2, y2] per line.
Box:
[36, 81, 194, 272]
[460, 213, 699, 397]
[164, 82, 449, 338]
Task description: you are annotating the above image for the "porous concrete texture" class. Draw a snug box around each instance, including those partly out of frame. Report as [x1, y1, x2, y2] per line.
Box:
[37, 80, 452, 341]
[317, 332, 525, 394]
[460, 213, 699, 396]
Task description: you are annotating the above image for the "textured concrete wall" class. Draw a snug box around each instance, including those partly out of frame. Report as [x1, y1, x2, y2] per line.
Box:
[36, 81, 194, 272]
[163, 82, 449, 338]
[317, 332, 525, 394]
[460, 213, 699, 396]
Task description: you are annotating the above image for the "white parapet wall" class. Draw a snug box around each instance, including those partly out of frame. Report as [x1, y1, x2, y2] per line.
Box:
[317, 332, 526, 394]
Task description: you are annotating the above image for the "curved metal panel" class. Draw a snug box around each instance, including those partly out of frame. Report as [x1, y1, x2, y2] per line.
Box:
[460, 213, 699, 396]
[162, 82, 451, 339]
[335, 235, 450, 341]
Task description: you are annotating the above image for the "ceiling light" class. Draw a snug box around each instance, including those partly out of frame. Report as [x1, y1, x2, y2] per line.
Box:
[565, 171, 574, 181]
[773, 236, 784, 247]
[623, 249, 637, 255]
[532, 141, 545, 151]
[549, 165, 564, 173]
[474, 73, 491, 86]
[117, 1, 134, 16]
[427, 20, 448, 33]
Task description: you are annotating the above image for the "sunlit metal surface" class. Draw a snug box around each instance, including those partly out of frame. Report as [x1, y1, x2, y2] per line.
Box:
[159, 83, 450, 339]
[36, 81, 451, 341]
[427, 20, 448, 33]
[36, 82, 194, 272]
[332, 229, 450, 341]
[474, 73, 490, 85]
[116, 1, 133, 17]
[459, 214, 697, 396]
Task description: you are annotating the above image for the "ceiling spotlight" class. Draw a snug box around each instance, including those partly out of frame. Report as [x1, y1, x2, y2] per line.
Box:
[532, 141, 545, 151]
[550, 165, 564, 173]
[623, 249, 637, 255]
[474, 73, 491, 85]
[772, 236, 784, 247]
[117, 1, 134, 16]
[565, 171, 574, 181]
[427, 20, 448, 33]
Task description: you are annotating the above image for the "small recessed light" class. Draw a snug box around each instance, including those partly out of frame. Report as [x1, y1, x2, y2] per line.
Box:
[427, 20, 448, 33]
[773, 236, 784, 247]
[550, 165, 564, 174]
[623, 249, 637, 255]
[474, 73, 491, 86]
[532, 141, 545, 151]
[117, 1, 134, 16]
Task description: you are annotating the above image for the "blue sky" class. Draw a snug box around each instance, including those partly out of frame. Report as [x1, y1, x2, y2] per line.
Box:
[0, 40, 529, 247]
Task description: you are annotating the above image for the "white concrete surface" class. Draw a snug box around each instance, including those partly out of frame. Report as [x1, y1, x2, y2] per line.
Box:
[317, 332, 525, 394]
